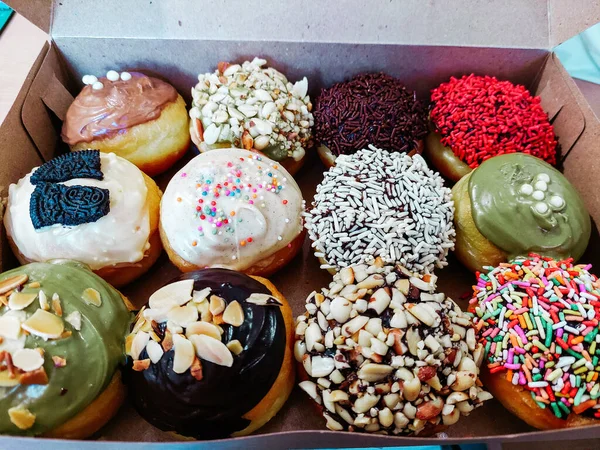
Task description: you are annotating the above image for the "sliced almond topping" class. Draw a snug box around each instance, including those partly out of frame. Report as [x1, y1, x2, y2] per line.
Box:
[19, 367, 49, 385]
[8, 406, 35, 430]
[82, 288, 102, 307]
[26, 282, 40, 289]
[149, 279, 194, 310]
[192, 287, 211, 304]
[146, 340, 164, 364]
[189, 334, 233, 367]
[212, 313, 225, 325]
[166, 304, 198, 328]
[38, 291, 49, 311]
[0, 315, 22, 340]
[52, 356, 67, 367]
[8, 292, 38, 311]
[149, 330, 161, 342]
[129, 331, 150, 360]
[133, 359, 150, 371]
[60, 331, 72, 339]
[162, 330, 174, 352]
[209, 295, 226, 316]
[172, 334, 195, 374]
[12, 349, 44, 372]
[185, 321, 221, 340]
[246, 293, 282, 306]
[190, 356, 203, 381]
[0, 295, 7, 307]
[0, 371, 20, 387]
[65, 311, 82, 331]
[226, 339, 243, 355]
[0, 275, 28, 295]
[125, 334, 134, 355]
[222, 301, 244, 327]
[52, 294, 63, 317]
[21, 310, 64, 340]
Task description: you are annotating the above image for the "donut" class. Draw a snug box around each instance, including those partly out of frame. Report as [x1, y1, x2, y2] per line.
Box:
[62, 71, 190, 176]
[189, 57, 314, 176]
[160, 148, 305, 276]
[469, 254, 600, 429]
[0, 260, 132, 437]
[426, 74, 558, 182]
[451, 153, 590, 273]
[304, 145, 455, 275]
[4, 150, 162, 288]
[295, 258, 491, 435]
[126, 268, 294, 439]
[314, 73, 428, 167]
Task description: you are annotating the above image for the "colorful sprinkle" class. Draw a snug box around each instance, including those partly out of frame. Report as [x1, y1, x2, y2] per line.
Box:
[471, 254, 600, 420]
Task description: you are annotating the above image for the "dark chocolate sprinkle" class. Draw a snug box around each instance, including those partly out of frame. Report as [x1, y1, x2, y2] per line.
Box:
[314, 73, 428, 156]
[30, 150, 103, 185]
[30, 183, 110, 229]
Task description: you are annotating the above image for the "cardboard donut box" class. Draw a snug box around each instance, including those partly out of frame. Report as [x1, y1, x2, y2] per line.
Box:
[2, 0, 600, 448]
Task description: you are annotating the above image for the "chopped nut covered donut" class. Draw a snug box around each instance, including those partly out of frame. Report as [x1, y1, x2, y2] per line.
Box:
[295, 258, 491, 435]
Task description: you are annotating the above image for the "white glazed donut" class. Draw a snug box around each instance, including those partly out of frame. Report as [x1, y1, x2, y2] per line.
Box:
[4, 153, 151, 270]
[160, 148, 305, 274]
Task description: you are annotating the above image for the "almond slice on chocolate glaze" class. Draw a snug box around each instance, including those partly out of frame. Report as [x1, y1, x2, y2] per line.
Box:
[226, 340, 244, 355]
[185, 321, 222, 340]
[129, 331, 150, 360]
[8, 292, 38, 311]
[222, 301, 244, 327]
[0, 275, 28, 295]
[189, 334, 233, 367]
[21, 310, 64, 340]
[149, 280, 194, 310]
[12, 349, 44, 372]
[167, 304, 199, 328]
[82, 288, 102, 307]
[209, 295, 226, 316]
[172, 334, 195, 374]
[146, 340, 164, 364]
[246, 293, 282, 306]
[192, 287, 211, 304]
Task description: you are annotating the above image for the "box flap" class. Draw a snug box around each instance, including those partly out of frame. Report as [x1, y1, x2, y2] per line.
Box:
[50, 0, 552, 48]
[3, 0, 51, 33]
[549, 0, 600, 47]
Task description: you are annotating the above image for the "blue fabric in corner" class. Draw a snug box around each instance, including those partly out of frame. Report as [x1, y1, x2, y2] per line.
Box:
[555, 22, 600, 84]
[0, 1, 13, 32]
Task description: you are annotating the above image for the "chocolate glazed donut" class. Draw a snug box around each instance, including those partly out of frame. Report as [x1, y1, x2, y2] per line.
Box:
[127, 269, 286, 439]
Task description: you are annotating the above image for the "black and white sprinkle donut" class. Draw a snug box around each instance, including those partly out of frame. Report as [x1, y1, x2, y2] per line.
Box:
[304, 145, 455, 274]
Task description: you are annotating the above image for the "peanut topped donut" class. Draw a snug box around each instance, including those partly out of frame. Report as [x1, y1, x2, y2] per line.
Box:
[304, 145, 455, 275]
[189, 57, 314, 176]
[160, 148, 305, 276]
[470, 254, 600, 429]
[296, 259, 491, 435]
[426, 74, 558, 182]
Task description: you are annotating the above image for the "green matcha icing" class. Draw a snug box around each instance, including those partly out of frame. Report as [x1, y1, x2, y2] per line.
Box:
[0, 261, 131, 436]
[469, 153, 591, 261]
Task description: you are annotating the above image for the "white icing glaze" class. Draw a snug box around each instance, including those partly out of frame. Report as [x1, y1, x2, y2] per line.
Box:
[4, 153, 150, 270]
[161, 148, 303, 270]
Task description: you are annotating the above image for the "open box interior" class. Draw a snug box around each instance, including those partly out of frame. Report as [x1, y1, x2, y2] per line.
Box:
[2, 0, 600, 447]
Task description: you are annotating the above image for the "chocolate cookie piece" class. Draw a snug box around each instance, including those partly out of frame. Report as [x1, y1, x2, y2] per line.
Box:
[30, 150, 103, 185]
[30, 183, 110, 229]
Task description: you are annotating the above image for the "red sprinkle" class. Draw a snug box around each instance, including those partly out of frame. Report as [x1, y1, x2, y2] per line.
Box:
[430, 74, 558, 168]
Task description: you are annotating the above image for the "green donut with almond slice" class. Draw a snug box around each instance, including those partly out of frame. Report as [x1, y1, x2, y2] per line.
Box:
[0, 260, 131, 438]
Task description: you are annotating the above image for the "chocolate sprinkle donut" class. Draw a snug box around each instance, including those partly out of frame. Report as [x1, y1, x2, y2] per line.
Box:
[314, 73, 428, 156]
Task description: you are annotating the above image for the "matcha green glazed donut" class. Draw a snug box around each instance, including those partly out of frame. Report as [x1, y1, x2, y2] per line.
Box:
[0, 261, 131, 436]
[452, 153, 591, 272]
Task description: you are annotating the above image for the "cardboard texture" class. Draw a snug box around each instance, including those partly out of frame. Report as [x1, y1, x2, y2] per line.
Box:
[2, 0, 600, 447]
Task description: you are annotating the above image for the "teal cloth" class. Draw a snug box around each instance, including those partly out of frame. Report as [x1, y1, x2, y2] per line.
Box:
[0, 1, 12, 32]
[555, 22, 600, 84]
